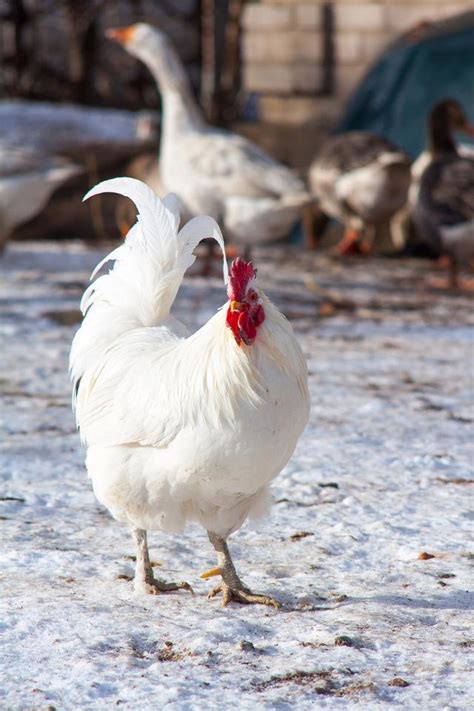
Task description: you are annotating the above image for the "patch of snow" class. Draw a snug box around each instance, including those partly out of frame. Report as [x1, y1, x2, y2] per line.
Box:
[1, 242, 473, 710]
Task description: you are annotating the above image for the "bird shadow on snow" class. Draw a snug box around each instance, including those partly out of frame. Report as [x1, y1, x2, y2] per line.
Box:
[340, 590, 474, 612]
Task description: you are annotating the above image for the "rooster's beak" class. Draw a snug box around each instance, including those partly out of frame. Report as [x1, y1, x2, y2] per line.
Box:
[230, 300, 243, 312]
[106, 26, 137, 45]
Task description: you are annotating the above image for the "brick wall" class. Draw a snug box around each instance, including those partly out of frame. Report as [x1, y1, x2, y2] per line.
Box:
[238, 0, 472, 171]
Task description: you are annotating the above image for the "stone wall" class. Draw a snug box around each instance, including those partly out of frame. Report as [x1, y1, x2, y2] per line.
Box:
[239, 0, 472, 171]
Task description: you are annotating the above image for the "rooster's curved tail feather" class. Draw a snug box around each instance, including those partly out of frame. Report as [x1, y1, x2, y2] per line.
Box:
[70, 177, 227, 401]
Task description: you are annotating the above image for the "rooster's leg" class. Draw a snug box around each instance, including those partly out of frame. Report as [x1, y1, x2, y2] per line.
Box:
[132, 528, 193, 596]
[202, 532, 280, 608]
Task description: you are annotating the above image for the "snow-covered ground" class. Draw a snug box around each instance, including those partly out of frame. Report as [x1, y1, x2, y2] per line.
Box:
[1, 242, 473, 710]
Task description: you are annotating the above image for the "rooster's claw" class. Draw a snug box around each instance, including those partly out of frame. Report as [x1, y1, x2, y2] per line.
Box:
[135, 578, 194, 596]
[207, 582, 280, 608]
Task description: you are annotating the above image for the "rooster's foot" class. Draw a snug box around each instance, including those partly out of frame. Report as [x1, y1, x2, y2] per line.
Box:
[135, 578, 194, 596]
[207, 581, 280, 608]
[132, 528, 194, 596]
[205, 532, 280, 608]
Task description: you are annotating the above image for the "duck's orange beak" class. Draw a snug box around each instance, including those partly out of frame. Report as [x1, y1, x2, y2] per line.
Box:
[106, 26, 137, 46]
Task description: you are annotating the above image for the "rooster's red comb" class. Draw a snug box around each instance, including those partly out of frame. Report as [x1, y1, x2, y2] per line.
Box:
[227, 257, 257, 300]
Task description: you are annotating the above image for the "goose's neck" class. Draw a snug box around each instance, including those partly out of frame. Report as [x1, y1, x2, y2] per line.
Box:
[161, 90, 205, 139]
[428, 112, 457, 157]
[142, 43, 205, 138]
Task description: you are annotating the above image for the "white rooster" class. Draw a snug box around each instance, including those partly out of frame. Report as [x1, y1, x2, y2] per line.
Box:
[70, 178, 310, 607]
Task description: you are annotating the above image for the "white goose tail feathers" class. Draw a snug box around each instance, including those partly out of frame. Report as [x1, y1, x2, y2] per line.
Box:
[70, 177, 227, 392]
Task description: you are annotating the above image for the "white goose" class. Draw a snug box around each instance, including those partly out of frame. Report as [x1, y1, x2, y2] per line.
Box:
[0, 145, 81, 251]
[107, 24, 309, 251]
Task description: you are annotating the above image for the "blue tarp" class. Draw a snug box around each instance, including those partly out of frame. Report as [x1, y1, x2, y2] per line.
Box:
[337, 14, 474, 158]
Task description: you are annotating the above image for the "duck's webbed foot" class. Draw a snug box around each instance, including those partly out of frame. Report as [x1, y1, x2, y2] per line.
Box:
[429, 256, 474, 291]
[427, 273, 474, 291]
[335, 228, 365, 255]
[457, 277, 474, 291]
[202, 532, 280, 609]
[132, 528, 193, 596]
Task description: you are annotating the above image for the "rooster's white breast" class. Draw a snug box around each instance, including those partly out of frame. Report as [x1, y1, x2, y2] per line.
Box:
[84, 303, 309, 537]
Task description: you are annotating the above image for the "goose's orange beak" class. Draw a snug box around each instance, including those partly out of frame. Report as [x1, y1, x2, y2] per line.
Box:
[106, 26, 137, 45]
